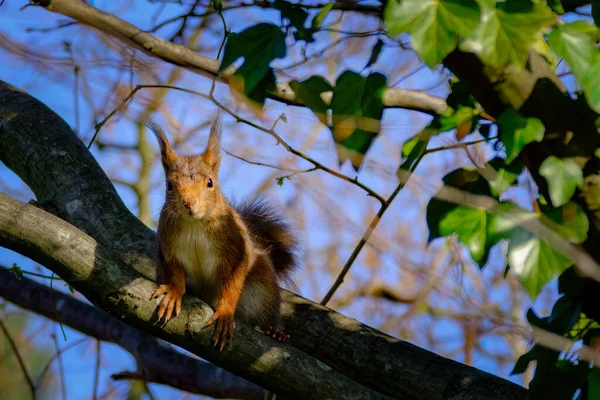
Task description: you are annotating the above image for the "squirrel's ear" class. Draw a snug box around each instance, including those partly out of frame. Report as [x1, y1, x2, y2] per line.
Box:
[202, 112, 222, 171]
[147, 121, 176, 171]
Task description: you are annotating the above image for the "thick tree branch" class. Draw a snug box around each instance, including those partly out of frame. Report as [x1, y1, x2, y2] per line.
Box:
[0, 269, 265, 399]
[30, 0, 448, 116]
[0, 193, 388, 400]
[0, 81, 525, 398]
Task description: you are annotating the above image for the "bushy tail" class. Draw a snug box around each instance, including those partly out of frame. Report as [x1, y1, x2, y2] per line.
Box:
[236, 199, 299, 281]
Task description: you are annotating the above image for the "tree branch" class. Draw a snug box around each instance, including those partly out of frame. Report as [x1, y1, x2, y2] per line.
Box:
[0, 80, 525, 398]
[30, 0, 448, 116]
[0, 267, 265, 399]
[0, 192, 393, 400]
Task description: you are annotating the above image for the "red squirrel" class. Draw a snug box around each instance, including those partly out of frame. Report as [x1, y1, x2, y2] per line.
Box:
[148, 115, 298, 350]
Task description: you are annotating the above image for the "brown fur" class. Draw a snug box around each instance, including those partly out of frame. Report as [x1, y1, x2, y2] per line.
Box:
[147, 117, 297, 350]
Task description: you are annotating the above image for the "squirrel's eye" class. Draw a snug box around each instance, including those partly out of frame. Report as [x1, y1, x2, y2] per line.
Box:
[207, 178, 213, 188]
[166, 181, 173, 191]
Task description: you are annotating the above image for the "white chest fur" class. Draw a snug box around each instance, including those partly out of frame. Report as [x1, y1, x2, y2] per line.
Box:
[173, 221, 219, 284]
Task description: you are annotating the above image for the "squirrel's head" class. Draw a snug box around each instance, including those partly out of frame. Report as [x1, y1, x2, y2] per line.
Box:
[148, 114, 224, 221]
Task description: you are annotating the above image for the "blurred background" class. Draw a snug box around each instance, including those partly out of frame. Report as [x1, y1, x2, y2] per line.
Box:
[0, 0, 563, 398]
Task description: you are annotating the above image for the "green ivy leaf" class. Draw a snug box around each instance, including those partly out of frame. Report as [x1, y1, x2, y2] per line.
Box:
[426, 167, 499, 267]
[311, 3, 333, 30]
[273, 0, 315, 42]
[289, 76, 332, 125]
[589, 368, 600, 400]
[365, 39, 384, 69]
[384, 0, 480, 67]
[10, 263, 23, 280]
[461, 0, 555, 68]
[439, 206, 494, 265]
[511, 346, 537, 375]
[547, 21, 600, 113]
[539, 156, 584, 207]
[546, 0, 564, 15]
[543, 202, 589, 244]
[487, 157, 523, 197]
[593, 0, 600, 27]
[497, 108, 545, 163]
[330, 70, 387, 170]
[402, 128, 434, 159]
[219, 23, 286, 105]
[492, 204, 574, 298]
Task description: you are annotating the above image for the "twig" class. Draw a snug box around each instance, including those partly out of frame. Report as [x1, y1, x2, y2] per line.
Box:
[423, 136, 497, 155]
[320, 146, 427, 305]
[50, 272, 67, 341]
[209, 97, 387, 204]
[51, 334, 67, 400]
[320, 180, 405, 305]
[36, 338, 88, 388]
[93, 340, 101, 400]
[87, 84, 210, 149]
[89, 83, 386, 203]
[0, 267, 64, 280]
[0, 318, 35, 398]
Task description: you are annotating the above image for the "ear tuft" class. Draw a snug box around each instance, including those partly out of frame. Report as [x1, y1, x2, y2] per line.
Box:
[202, 111, 222, 170]
[146, 121, 176, 171]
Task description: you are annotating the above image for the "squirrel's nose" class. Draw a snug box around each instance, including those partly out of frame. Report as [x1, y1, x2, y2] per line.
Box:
[183, 200, 195, 210]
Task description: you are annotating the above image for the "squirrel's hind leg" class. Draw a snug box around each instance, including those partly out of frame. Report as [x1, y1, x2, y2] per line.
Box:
[238, 254, 288, 342]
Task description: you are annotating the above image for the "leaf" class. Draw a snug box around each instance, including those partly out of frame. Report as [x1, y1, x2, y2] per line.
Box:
[273, 0, 315, 42]
[511, 346, 537, 375]
[593, 0, 600, 27]
[365, 39, 384, 69]
[543, 202, 589, 244]
[547, 0, 565, 15]
[384, 0, 481, 67]
[539, 156, 584, 207]
[497, 108, 545, 163]
[461, 0, 555, 68]
[432, 106, 479, 133]
[492, 204, 574, 298]
[439, 206, 494, 265]
[547, 296, 582, 334]
[402, 128, 434, 158]
[311, 3, 333, 30]
[210, 0, 223, 13]
[289, 76, 332, 125]
[219, 23, 286, 105]
[547, 21, 600, 113]
[426, 167, 499, 267]
[10, 264, 23, 280]
[487, 157, 523, 197]
[330, 70, 387, 170]
[589, 368, 600, 400]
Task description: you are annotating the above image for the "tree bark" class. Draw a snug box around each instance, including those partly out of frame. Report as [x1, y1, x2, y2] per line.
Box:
[0, 268, 265, 399]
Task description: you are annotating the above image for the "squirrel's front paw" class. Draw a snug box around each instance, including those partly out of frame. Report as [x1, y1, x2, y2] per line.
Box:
[204, 309, 234, 351]
[152, 284, 183, 322]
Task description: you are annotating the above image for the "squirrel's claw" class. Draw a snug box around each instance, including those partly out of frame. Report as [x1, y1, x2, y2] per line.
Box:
[204, 310, 234, 351]
[153, 284, 183, 322]
[264, 326, 289, 343]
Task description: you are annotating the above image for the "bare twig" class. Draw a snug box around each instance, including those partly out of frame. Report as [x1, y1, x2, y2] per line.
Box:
[320, 178, 407, 305]
[89, 83, 386, 203]
[50, 272, 67, 341]
[51, 333, 67, 400]
[93, 340, 101, 400]
[36, 338, 88, 388]
[0, 318, 35, 399]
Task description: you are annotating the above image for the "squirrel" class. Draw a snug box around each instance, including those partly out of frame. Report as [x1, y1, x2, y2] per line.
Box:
[147, 115, 298, 350]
